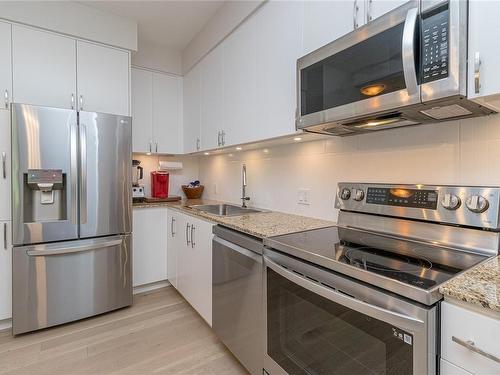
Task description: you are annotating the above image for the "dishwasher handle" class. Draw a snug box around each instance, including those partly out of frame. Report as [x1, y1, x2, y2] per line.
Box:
[213, 236, 262, 263]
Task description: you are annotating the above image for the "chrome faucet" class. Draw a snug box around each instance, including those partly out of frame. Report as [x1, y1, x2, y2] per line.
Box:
[241, 163, 250, 208]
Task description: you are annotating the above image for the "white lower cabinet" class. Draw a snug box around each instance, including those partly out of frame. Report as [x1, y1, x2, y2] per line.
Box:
[0, 221, 11, 320]
[132, 207, 168, 287]
[0, 110, 10, 221]
[441, 301, 500, 374]
[166, 209, 214, 326]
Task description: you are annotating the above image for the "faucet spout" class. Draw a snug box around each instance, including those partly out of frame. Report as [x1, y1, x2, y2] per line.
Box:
[241, 164, 250, 208]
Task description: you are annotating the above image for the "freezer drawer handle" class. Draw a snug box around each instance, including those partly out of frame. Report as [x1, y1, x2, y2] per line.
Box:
[452, 336, 500, 364]
[26, 239, 122, 257]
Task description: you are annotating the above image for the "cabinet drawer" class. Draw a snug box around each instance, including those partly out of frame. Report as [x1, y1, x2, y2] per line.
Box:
[441, 301, 500, 374]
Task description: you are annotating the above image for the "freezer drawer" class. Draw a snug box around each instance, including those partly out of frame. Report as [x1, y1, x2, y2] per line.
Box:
[12, 234, 132, 335]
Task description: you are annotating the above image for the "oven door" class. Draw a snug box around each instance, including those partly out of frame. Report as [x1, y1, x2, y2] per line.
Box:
[297, 1, 420, 133]
[263, 249, 437, 375]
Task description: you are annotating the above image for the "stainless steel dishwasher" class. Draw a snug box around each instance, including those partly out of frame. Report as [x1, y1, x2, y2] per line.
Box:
[212, 225, 263, 375]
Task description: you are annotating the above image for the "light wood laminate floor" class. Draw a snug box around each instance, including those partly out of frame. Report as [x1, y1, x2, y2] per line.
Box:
[0, 287, 248, 375]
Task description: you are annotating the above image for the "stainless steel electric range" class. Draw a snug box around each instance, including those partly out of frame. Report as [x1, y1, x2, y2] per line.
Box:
[263, 183, 500, 375]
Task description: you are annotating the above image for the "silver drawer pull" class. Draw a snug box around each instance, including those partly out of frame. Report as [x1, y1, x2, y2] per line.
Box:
[4, 89, 8, 109]
[191, 225, 195, 248]
[452, 336, 500, 364]
[474, 52, 481, 94]
[186, 224, 191, 246]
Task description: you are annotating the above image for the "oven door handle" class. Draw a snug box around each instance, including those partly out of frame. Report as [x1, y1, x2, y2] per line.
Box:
[265, 257, 424, 331]
[402, 7, 419, 96]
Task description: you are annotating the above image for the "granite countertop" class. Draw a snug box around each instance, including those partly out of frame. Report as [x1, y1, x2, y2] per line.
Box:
[134, 198, 335, 238]
[439, 256, 500, 313]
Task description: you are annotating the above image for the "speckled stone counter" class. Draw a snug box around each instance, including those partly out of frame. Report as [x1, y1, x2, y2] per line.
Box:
[439, 256, 500, 313]
[135, 198, 335, 238]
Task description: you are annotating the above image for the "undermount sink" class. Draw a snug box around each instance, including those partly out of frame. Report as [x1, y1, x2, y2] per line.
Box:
[189, 204, 263, 216]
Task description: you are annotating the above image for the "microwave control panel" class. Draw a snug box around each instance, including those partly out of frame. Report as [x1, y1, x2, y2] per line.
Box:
[421, 4, 449, 83]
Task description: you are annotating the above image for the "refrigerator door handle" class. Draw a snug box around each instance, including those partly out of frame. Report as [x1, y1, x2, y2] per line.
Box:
[70, 122, 79, 225]
[79, 122, 87, 224]
[26, 238, 123, 257]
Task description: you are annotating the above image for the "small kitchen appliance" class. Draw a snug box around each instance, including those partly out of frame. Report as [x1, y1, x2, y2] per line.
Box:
[132, 159, 145, 202]
[264, 182, 500, 375]
[151, 171, 169, 199]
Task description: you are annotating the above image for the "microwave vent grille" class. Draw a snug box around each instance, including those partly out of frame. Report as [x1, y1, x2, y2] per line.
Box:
[420, 104, 473, 120]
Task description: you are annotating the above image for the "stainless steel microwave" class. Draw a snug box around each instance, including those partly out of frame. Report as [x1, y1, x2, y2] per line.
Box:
[296, 0, 494, 136]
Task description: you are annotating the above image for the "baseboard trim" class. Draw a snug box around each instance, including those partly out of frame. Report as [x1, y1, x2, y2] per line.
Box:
[133, 280, 170, 295]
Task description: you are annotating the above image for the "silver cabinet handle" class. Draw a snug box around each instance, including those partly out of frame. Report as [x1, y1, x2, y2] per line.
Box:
[366, 0, 372, 23]
[217, 131, 221, 147]
[79, 95, 84, 110]
[196, 137, 200, 151]
[3, 222, 6, 250]
[149, 141, 152, 153]
[221, 130, 226, 146]
[186, 223, 191, 246]
[155, 141, 158, 153]
[474, 52, 481, 94]
[191, 225, 195, 248]
[402, 7, 419, 96]
[353, 0, 359, 29]
[452, 336, 500, 364]
[4, 89, 8, 109]
[171, 217, 176, 237]
[71, 93, 75, 110]
[1, 152, 6, 179]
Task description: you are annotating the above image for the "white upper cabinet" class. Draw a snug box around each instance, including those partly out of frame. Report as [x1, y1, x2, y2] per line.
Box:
[223, 14, 257, 147]
[131, 68, 153, 153]
[366, 0, 408, 22]
[183, 65, 201, 153]
[77, 41, 130, 116]
[0, 21, 12, 111]
[467, 0, 500, 110]
[12, 25, 76, 110]
[255, 1, 302, 141]
[200, 46, 224, 151]
[153, 72, 182, 154]
[303, 1, 364, 55]
[0, 111, 10, 221]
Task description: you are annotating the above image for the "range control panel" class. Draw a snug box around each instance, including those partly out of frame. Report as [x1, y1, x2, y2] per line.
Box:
[421, 3, 449, 83]
[335, 183, 500, 230]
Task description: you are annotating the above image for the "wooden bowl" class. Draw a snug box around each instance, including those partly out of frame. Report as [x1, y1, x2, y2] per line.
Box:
[182, 185, 204, 199]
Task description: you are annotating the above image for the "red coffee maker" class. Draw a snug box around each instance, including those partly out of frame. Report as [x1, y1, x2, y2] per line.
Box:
[151, 171, 169, 198]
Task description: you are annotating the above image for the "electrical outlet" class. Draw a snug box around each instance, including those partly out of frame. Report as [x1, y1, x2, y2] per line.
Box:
[298, 188, 311, 205]
[213, 183, 218, 195]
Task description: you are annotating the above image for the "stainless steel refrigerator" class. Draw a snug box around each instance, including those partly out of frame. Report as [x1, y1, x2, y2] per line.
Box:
[11, 103, 132, 335]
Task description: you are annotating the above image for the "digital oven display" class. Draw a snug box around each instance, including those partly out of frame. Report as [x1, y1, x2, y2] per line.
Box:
[366, 188, 438, 209]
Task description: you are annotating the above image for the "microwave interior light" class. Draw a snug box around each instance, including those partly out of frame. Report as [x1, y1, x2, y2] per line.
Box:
[360, 83, 387, 96]
[355, 117, 402, 128]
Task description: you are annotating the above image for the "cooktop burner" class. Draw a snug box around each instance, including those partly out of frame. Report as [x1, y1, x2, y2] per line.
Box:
[265, 226, 487, 301]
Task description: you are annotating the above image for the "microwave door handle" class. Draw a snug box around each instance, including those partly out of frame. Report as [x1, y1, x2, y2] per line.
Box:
[265, 257, 424, 332]
[402, 7, 419, 96]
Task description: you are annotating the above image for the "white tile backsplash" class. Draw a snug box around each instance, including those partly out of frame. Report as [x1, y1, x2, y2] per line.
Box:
[198, 114, 500, 222]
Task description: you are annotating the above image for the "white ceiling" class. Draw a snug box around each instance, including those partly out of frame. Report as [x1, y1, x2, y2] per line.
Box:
[80, 1, 225, 51]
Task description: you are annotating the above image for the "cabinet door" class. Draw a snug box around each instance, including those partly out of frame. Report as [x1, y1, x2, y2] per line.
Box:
[183, 65, 201, 153]
[77, 41, 130, 116]
[468, 0, 500, 110]
[0, 221, 11, 320]
[0, 21, 12, 111]
[0, 111, 10, 221]
[153, 73, 182, 154]
[223, 14, 257, 147]
[367, 0, 408, 22]
[132, 208, 168, 287]
[440, 359, 472, 375]
[255, 1, 302, 142]
[200, 46, 224, 151]
[12, 25, 76, 110]
[166, 210, 179, 289]
[303, 1, 361, 55]
[131, 68, 153, 153]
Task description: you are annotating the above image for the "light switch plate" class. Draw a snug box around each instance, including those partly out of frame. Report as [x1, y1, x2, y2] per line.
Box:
[298, 188, 311, 205]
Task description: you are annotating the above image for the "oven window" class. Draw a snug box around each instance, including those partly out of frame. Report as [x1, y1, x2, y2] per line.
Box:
[301, 22, 410, 116]
[267, 268, 413, 374]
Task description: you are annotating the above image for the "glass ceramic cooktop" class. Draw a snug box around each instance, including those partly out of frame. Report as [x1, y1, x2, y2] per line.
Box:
[266, 226, 486, 292]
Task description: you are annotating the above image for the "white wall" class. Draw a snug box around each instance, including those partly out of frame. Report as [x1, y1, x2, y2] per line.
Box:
[132, 41, 182, 75]
[132, 154, 199, 198]
[0, 1, 137, 50]
[182, 0, 265, 73]
[198, 114, 500, 222]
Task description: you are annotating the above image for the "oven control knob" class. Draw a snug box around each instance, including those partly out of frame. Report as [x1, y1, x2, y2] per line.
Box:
[441, 193, 461, 210]
[352, 189, 365, 201]
[340, 188, 351, 200]
[465, 195, 489, 213]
